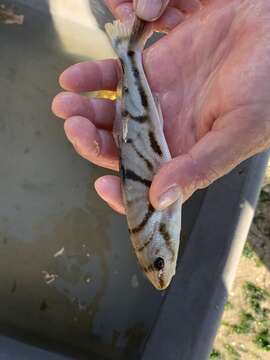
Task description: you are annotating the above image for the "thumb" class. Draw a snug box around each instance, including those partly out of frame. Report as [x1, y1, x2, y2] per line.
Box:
[149, 125, 259, 210]
[134, 0, 170, 21]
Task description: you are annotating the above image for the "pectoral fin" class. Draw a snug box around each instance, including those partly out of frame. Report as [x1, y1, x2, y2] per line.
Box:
[153, 94, 164, 129]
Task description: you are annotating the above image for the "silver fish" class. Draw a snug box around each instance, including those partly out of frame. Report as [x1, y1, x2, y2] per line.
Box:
[105, 17, 182, 290]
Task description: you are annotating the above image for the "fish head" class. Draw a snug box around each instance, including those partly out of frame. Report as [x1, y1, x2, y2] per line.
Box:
[139, 238, 178, 291]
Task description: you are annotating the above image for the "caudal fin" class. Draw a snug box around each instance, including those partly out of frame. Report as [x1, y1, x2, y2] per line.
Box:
[105, 20, 132, 56]
[105, 17, 150, 56]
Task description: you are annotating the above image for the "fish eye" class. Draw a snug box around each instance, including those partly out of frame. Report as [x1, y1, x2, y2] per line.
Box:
[154, 257, 165, 271]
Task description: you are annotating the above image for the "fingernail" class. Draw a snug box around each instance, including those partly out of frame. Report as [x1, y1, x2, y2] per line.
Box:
[157, 186, 182, 210]
[135, 0, 163, 21]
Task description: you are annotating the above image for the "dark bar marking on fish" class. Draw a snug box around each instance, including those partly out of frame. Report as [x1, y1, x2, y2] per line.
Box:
[131, 203, 154, 234]
[137, 231, 155, 252]
[121, 109, 129, 118]
[143, 264, 155, 273]
[159, 223, 175, 260]
[128, 140, 154, 171]
[130, 114, 148, 123]
[134, 149, 154, 171]
[159, 276, 165, 289]
[138, 84, 148, 107]
[149, 130, 163, 156]
[125, 169, 152, 187]
[123, 86, 129, 94]
[128, 50, 139, 78]
[137, 239, 151, 252]
[115, 36, 129, 48]
[127, 42, 149, 108]
[120, 163, 126, 184]
[121, 109, 147, 123]
[154, 257, 165, 271]
[159, 223, 170, 242]
[133, 68, 140, 78]
[148, 264, 154, 272]
[126, 199, 133, 207]
[119, 58, 125, 72]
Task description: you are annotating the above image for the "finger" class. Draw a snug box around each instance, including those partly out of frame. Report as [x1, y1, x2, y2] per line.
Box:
[104, 0, 133, 20]
[59, 59, 120, 93]
[134, 0, 200, 21]
[153, 7, 185, 32]
[135, 0, 169, 21]
[64, 116, 119, 171]
[52, 92, 115, 130]
[95, 175, 125, 214]
[150, 116, 263, 210]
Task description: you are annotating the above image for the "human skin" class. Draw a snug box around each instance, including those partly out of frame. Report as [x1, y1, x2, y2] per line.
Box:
[52, 0, 270, 214]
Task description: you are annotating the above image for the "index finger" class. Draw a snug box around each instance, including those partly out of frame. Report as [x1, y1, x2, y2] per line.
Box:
[59, 59, 121, 93]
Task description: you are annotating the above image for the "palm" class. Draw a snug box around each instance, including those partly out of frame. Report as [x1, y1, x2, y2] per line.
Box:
[145, 0, 270, 158]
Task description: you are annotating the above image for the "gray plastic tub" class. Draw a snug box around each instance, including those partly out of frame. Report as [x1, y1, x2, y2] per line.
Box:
[0, 1, 269, 359]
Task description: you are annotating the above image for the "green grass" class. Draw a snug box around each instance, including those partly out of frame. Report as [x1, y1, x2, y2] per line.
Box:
[255, 258, 263, 268]
[209, 349, 223, 359]
[225, 344, 241, 359]
[242, 242, 262, 267]
[221, 320, 232, 328]
[244, 282, 269, 314]
[232, 311, 255, 334]
[242, 243, 254, 259]
[261, 308, 270, 323]
[242, 282, 270, 352]
[254, 329, 270, 351]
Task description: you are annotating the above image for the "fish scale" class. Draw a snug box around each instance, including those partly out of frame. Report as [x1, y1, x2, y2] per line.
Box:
[105, 17, 182, 290]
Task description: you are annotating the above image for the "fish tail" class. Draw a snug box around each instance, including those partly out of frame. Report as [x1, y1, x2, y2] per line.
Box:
[105, 20, 131, 56]
[105, 17, 151, 56]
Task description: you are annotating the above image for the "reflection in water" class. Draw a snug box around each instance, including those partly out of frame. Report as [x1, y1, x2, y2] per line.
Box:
[42, 238, 108, 315]
[48, 0, 114, 59]
[0, 4, 24, 24]
[131, 274, 139, 289]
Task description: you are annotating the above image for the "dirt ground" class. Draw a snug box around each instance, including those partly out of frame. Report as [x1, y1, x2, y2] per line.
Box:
[211, 160, 270, 359]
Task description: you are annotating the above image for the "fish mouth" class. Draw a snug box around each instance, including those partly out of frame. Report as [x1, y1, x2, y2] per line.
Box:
[152, 278, 171, 291]
[147, 271, 172, 291]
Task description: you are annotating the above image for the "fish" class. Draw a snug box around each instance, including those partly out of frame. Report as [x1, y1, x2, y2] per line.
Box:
[105, 16, 182, 290]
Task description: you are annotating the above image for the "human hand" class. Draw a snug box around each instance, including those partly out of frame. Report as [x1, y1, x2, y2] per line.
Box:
[105, 0, 201, 31]
[52, 0, 270, 214]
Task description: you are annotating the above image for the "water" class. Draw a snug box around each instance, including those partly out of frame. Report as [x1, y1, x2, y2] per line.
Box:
[0, 1, 204, 359]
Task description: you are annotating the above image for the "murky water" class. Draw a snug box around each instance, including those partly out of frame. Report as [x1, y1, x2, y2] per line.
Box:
[0, 1, 205, 359]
